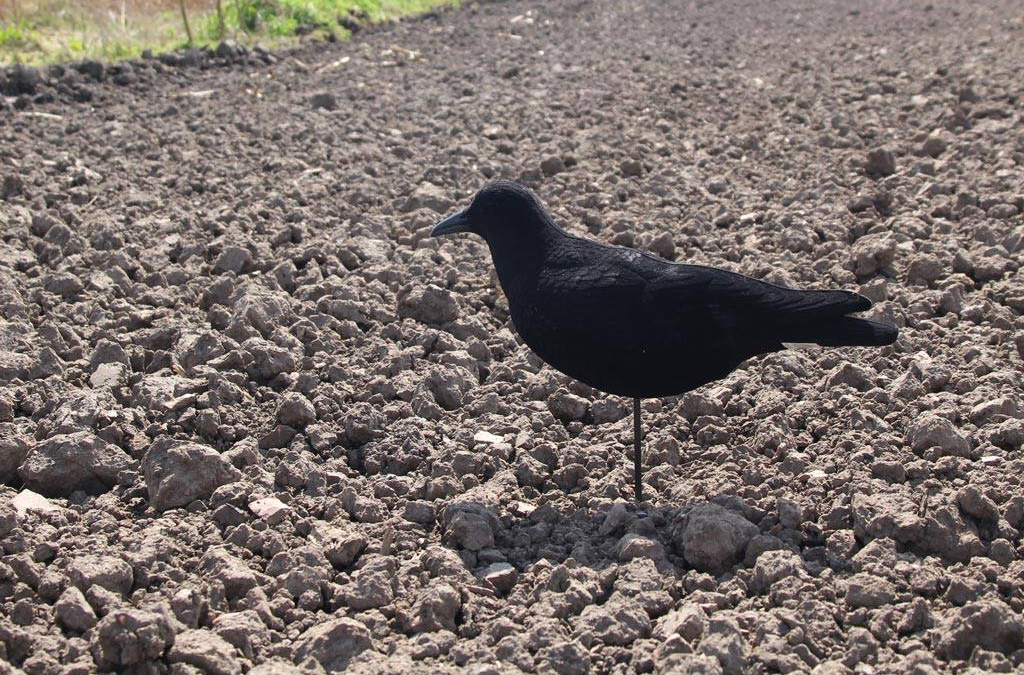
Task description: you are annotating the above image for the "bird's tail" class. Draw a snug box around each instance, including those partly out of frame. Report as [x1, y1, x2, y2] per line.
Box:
[782, 316, 898, 347]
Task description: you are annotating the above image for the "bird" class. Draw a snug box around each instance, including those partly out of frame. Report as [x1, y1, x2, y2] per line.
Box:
[432, 180, 898, 501]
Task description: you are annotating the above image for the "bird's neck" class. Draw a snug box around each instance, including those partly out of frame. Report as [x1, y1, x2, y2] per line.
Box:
[485, 226, 558, 300]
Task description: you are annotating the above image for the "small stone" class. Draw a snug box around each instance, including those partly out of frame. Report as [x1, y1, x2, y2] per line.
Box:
[851, 232, 897, 278]
[675, 503, 758, 574]
[18, 431, 134, 497]
[402, 182, 452, 214]
[322, 527, 367, 568]
[540, 156, 566, 177]
[168, 630, 242, 675]
[579, 596, 650, 646]
[479, 562, 517, 595]
[276, 392, 316, 428]
[870, 460, 906, 483]
[547, 389, 589, 421]
[620, 159, 644, 177]
[406, 582, 462, 633]
[956, 486, 999, 524]
[309, 92, 338, 110]
[844, 572, 896, 609]
[920, 131, 949, 158]
[447, 510, 494, 551]
[11, 489, 63, 516]
[403, 500, 437, 525]
[90, 609, 175, 669]
[55, 586, 98, 632]
[213, 246, 252, 274]
[647, 231, 676, 260]
[397, 284, 459, 324]
[751, 550, 805, 593]
[142, 439, 241, 511]
[933, 600, 1024, 660]
[617, 533, 665, 562]
[248, 497, 291, 524]
[989, 539, 1017, 566]
[906, 415, 970, 457]
[67, 554, 133, 595]
[865, 147, 896, 176]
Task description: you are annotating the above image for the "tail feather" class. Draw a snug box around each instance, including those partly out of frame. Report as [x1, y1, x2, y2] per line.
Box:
[783, 316, 898, 347]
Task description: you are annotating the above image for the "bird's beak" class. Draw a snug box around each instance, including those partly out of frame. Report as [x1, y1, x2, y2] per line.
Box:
[431, 210, 472, 236]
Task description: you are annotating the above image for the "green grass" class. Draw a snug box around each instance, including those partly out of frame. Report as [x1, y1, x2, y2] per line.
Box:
[0, 0, 458, 66]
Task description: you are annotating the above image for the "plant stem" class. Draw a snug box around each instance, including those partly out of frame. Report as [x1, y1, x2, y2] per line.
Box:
[178, 0, 193, 45]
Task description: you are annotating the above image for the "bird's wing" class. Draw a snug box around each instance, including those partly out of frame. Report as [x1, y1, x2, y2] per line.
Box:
[645, 262, 870, 327]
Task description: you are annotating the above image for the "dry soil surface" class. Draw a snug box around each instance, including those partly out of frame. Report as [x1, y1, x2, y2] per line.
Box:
[1, 0, 1024, 673]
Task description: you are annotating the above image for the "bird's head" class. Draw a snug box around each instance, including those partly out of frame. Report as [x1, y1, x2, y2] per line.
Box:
[431, 181, 554, 246]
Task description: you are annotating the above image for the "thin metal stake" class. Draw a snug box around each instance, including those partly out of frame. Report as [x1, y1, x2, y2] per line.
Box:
[633, 397, 643, 502]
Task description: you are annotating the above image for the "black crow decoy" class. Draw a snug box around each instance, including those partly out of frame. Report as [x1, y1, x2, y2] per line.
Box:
[432, 181, 897, 501]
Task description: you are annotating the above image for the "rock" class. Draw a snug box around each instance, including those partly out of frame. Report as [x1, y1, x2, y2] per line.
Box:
[547, 390, 590, 421]
[851, 232, 897, 278]
[213, 246, 252, 274]
[824, 362, 874, 391]
[405, 582, 462, 633]
[309, 92, 338, 110]
[402, 182, 452, 214]
[403, 500, 437, 525]
[591, 398, 629, 424]
[905, 253, 946, 285]
[906, 415, 970, 457]
[675, 503, 758, 573]
[956, 486, 999, 524]
[11, 489, 63, 516]
[699, 616, 747, 675]
[648, 231, 676, 260]
[617, 533, 665, 562]
[276, 392, 316, 428]
[200, 548, 261, 599]
[321, 525, 368, 568]
[397, 284, 459, 324]
[540, 156, 566, 177]
[865, 147, 896, 176]
[167, 630, 242, 675]
[751, 550, 805, 593]
[54, 586, 98, 632]
[933, 600, 1024, 660]
[920, 131, 949, 158]
[621, 159, 644, 177]
[537, 640, 591, 675]
[0, 427, 30, 484]
[579, 596, 650, 646]
[843, 573, 896, 609]
[142, 439, 241, 511]
[851, 538, 898, 572]
[444, 500, 498, 551]
[656, 654, 723, 675]
[90, 609, 176, 669]
[655, 604, 706, 643]
[248, 497, 290, 523]
[18, 431, 134, 497]
[0, 500, 15, 538]
[241, 337, 296, 381]
[213, 610, 270, 660]
[294, 617, 372, 670]
[479, 562, 517, 595]
[342, 562, 395, 610]
[67, 554, 133, 595]
[969, 397, 1020, 425]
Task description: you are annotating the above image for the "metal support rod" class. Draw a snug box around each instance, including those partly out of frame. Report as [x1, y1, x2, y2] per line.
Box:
[633, 398, 643, 502]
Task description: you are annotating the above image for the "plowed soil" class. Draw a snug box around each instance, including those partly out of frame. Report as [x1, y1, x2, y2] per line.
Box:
[1, 1, 1023, 673]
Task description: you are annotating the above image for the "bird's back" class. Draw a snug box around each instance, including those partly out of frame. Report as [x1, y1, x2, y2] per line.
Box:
[502, 233, 892, 398]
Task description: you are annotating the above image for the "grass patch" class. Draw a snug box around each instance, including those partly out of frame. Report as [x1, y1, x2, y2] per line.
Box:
[0, 0, 458, 66]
